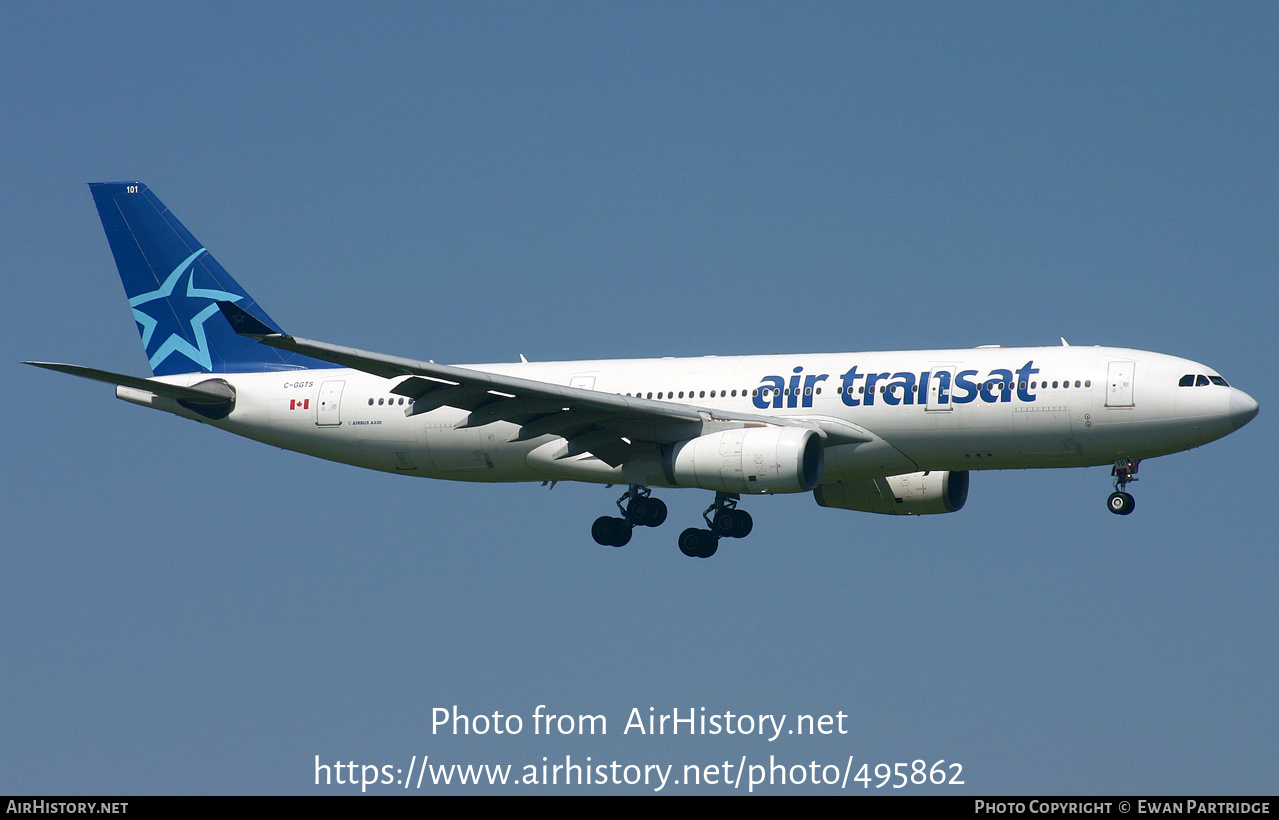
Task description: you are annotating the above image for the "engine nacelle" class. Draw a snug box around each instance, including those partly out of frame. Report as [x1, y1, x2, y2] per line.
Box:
[665, 427, 824, 494]
[814, 470, 969, 515]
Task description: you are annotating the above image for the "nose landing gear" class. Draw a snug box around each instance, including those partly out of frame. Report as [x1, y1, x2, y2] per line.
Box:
[1107, 458, 1139, 515]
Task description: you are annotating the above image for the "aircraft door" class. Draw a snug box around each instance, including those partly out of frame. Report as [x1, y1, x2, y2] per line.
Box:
[1105, 361, 1135, 408]
[316, 380, 345, 426]
[926, 367, 955, 411]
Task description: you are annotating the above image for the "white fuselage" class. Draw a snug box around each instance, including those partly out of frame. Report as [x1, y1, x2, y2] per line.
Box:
[121, 344, 1252, 493]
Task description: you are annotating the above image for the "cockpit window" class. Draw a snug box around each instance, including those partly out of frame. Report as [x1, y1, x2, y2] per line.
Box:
[1196, 375, 1210, 386]
[1209, 376, 1229, 387]
[1179, 375, 1194, 387]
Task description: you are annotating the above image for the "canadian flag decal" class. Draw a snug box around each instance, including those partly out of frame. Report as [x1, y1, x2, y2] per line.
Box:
[290, 399, 310, 410]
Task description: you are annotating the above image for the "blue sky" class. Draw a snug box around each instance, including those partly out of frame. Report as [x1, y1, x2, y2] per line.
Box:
[2, 2, 1274, 794]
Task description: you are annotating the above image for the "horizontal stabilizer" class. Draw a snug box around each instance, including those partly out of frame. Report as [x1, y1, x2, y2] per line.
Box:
[24, 362, 234, 405]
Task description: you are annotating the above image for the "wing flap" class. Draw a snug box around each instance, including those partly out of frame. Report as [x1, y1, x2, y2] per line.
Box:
[558, 429, 631, 468]
[509, 409, 611, 442]
[460, 398, 566, 429]
[405, 384, 495, 416]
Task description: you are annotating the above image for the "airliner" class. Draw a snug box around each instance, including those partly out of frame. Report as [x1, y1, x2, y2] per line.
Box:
[27, 182, 1259, 558]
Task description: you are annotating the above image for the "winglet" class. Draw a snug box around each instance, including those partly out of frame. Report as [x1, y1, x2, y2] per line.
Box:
[218, 301, 279, 339]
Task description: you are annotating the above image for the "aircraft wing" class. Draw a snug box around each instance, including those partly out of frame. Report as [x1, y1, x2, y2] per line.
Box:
[218, 302, 848, 467]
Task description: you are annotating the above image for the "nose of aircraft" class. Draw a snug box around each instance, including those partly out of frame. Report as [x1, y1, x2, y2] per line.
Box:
[1229, 388, 1259, 430]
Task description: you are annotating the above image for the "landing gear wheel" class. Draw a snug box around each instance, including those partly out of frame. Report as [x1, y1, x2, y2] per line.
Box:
[712, 509, 753, 539]
[1107, 492, 1135, 516]
[627, 497, 651, 525]
[592, 516, 633, 546]
[627, 496, 667, 528]
[1107, 460, 1140, 516]
[678, 528, 718, 558]
[678, 528, 701, 557]
[703, 492, 752, 542]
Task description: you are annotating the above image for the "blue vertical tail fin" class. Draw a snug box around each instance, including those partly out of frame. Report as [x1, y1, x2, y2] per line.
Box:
[90, 181, 332, 376]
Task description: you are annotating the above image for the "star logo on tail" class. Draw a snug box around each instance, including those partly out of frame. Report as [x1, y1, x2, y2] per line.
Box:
[128, 249, 243, 372]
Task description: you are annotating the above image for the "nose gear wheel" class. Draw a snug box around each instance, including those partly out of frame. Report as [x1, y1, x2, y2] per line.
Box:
[1107, 459, 1139, 515]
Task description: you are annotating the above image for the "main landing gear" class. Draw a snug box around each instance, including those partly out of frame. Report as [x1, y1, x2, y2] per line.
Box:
[1107, 458, 1139, 515]
[678, 493, 753, 559]
[591, 485, 668, 547]
[590, 487, 754, 558]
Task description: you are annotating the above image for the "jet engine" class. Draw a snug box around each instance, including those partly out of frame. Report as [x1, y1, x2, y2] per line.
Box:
[814, 470, 969, 515]
[665, 427, 824, 494]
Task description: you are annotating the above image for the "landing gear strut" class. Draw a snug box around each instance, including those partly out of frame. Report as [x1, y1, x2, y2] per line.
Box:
[678, 492, 753, 558]
[1107, 458, 1139, 515]
[621, 486, 668, 529]
[707, 493, 754, 539]
[591, 485, 667, 547]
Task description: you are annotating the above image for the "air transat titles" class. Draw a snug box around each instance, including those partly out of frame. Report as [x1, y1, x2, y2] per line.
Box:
[753, 360, 1042, 409]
